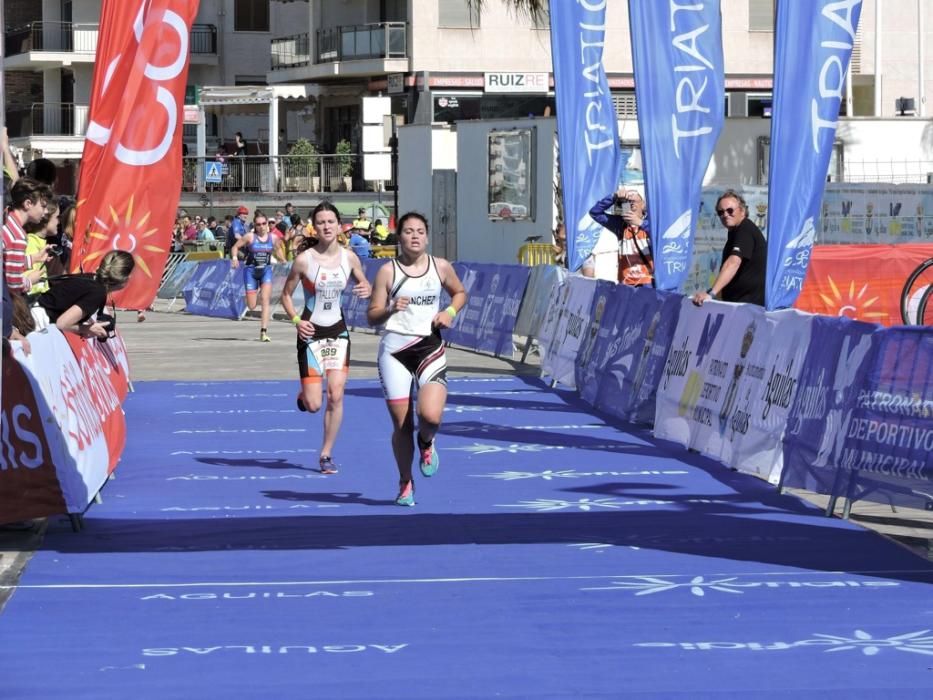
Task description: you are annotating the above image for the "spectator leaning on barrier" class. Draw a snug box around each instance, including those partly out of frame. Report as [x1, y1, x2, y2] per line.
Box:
[3, 177, 54, 296]
[589, 188, 654, 286]
[30, 250, 135, 339]
[692, 189, 767, 307]
[24, 200, 64, 296]
[226, 205, 249, 258]
[552, 223, 567, 267]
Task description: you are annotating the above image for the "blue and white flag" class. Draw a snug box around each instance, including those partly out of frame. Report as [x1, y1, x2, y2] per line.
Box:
[766, 1, 863, 309]
[550, 1, 620, 272]
[629, 0, 724, 291]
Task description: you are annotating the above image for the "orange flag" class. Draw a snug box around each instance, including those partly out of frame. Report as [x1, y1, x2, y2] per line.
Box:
[72, 0, 199, 309]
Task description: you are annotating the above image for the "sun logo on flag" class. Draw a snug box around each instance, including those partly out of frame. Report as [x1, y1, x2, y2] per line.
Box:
[819, 276, 887, 321]
[83, 194, 166, 278]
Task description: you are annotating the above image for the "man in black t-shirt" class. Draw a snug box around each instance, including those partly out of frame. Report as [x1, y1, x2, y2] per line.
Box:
[692, 189, 767, 306]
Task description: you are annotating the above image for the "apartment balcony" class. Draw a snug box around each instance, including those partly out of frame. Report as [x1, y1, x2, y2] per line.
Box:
[269, 22, 408, 83]
[6, 102, 89, 138]
[3, 22, 217, 70]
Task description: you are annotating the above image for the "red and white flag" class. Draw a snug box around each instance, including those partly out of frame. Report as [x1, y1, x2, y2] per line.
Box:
[72, 0, 199, 309]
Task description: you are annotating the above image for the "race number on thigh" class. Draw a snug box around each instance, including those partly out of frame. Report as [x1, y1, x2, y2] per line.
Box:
[310, 337, 348, 373]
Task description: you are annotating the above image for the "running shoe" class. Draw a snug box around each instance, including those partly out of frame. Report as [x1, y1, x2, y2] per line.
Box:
[419, 439, 439, 477]
[260, 331, 271, 342]
[319, 457, 338, 475]
[395, 480, 415, 507]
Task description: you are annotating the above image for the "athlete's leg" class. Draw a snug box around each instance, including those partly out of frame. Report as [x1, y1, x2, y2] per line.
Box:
[386, 396, 416, 485]
[244, 267, 259, 310]
[416, 382, 447, 447]
[299, 378, 323, 413]
[259, 281, 272, 332]
[320, 368, 347, 459]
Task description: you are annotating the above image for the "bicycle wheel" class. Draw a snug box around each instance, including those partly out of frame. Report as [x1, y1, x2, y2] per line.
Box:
[900, 257, 933, 325]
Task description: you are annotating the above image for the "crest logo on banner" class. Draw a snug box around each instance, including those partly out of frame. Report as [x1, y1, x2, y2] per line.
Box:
[550, 1, 620, 272]
[628, 0, 725, 291]
[72, 0, 199, 310]
[766, 1, 863, 309]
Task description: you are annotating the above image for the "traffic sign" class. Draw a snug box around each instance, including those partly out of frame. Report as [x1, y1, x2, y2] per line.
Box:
[204, 161, 223, 184]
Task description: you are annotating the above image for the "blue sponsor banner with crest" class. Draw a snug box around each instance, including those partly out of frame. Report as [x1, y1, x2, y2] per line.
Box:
[766, 1, 863, 309]
[550, 0, 620, 272]
[182, 260, 247, 320]
[781, 316, 879, 496]
[628, 0, 724, 291]
[590, 286, 682, 425]
[340, 257, 383, 330]
[575, 280, 620, 406]
[445, 263, 529, 356]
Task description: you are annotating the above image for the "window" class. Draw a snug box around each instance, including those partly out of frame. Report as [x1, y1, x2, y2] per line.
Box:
[234, 0, 269, 32]
[748, 0, 775, 32]
[439, 0, 480, 28]
[746, 93, 773, 118]
[488, 128, 535, 221]
[757, 136, 844, 184]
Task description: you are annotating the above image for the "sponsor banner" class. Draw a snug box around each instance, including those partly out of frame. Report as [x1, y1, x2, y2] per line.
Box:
[62, 332, 128, 473]
[819, 184, 933, 243]
[541, 276, 597, 388]
[795, 243, 933, 326]
[831, 326, 933, 510]
[781, 317, 880, 497]
[157, 260, 199, 299]
[72, 0, 198, 309]
[629, 0, 725, 292]
[183, 260, 247, 320]
[0, 343, 67, 523]
[591, 287, 682, 426]
[445, 264, 530, 356]
[10, 329, 112, 513]
[654, 300, 812, 482]
[549, 1, 620, 271]
[575, 281, 626, 406]
[535, 278, 571, 366]
[341, 257, 383, 330]
[514, 265, 567, 339]
[766, 1, 863, 309]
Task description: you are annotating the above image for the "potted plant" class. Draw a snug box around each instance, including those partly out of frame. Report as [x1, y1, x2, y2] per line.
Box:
[336, 139, 353, 191]
[285, 138, 319, 191]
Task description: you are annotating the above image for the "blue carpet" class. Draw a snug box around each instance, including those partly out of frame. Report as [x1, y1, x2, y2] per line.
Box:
[2, 376, 932, 699]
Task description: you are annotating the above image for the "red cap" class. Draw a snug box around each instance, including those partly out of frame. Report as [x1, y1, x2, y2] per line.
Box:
[236, 205, 249, 215]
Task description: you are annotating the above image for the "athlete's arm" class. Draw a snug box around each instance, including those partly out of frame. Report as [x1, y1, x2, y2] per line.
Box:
[432, 258, 467, 329]
[367, 262, 408, 326]
[347, 250, 372, 299]
[273, 238, 287, 264]
[229, 233, 253, 269]
[281, 254, 314, 339]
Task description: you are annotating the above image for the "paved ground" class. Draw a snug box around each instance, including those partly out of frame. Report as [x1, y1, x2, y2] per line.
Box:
[2, 307, 931, 614]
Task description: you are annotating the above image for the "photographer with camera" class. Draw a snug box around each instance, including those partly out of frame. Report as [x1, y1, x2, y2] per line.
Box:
[30, 250, 135, 340]
[588, 187, 654, 286]
[25, 201, 65, 297]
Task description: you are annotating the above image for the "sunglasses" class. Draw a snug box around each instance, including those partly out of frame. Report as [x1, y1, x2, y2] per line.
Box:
[716, 207, 737, 217]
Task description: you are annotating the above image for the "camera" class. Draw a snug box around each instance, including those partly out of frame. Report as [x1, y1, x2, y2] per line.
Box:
[612, 196, 632, 216]
[47, 244, 63, 256]
[96, 311, 117, 341]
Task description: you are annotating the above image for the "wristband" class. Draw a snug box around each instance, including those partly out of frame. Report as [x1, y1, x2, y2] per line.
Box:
[445, 305, 458, 318]
[706, 287, 716, 297]
[291, 315, 301, 325]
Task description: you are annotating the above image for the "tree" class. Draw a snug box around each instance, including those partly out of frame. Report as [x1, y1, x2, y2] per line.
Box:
[335, 139, 353, 178]
[466, 0, 547, 21]
[284, 138, 318, 177]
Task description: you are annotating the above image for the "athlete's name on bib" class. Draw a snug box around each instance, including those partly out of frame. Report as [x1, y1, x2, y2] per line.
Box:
[407, 294, 437, 305]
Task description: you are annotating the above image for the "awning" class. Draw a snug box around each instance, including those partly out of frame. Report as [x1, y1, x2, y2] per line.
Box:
[198, 85, 317, 107]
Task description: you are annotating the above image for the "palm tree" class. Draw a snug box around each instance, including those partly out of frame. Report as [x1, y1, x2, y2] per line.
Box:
[466, 0, 548, 21]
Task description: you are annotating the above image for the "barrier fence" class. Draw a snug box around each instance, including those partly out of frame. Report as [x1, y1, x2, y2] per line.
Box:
[3, 255, 930, 526]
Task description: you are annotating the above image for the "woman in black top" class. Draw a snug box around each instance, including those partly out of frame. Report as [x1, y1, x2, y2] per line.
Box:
[32, 250, 135, 340]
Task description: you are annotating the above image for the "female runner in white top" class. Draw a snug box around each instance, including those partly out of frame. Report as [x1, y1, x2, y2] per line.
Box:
[281, 201, 371, 474]
[367, 211, 467, 506]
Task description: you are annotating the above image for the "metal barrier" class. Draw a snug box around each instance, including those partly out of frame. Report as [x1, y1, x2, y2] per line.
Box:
[370, 245, 396, 259]
[517, 243, 556, 266]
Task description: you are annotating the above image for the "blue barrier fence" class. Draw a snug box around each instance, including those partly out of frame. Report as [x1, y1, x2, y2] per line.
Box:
[162, 258, 932, 516]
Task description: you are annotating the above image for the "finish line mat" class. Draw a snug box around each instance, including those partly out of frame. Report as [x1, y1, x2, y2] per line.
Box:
[1, 376, 932, 699]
